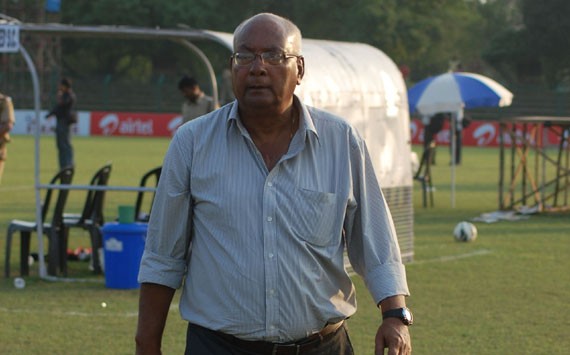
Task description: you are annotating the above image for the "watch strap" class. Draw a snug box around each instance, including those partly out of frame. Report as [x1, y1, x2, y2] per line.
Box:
[382, 307, 413, 325]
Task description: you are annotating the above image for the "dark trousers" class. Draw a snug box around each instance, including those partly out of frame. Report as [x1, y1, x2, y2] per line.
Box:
[55, 121, 74, 169]
[185, 323, 354, 355]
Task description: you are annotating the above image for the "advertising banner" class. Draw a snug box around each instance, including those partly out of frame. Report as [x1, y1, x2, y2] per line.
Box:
[89, 111, 182, 137]
[410, 119, 563, 148]
[12, 110, 91, 136]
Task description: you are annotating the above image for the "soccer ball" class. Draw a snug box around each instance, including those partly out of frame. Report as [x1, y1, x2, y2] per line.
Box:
[453, 221, 477, 242]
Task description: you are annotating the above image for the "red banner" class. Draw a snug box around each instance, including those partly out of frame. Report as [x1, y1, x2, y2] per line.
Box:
[90, 112, 182, 137]
[410, 119, 563, 147]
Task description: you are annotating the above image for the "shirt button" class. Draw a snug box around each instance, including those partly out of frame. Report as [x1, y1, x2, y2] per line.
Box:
[267, 182, 273, 187]
[267, 216, 273, 222]
[268, 253, 274, 258]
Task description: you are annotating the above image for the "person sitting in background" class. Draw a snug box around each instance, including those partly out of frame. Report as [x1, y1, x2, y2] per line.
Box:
[177, 76, 216, 124]
[0, 92, 15, 184]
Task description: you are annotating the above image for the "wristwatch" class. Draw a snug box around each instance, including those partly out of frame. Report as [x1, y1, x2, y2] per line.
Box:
[382, 307, 413, 326]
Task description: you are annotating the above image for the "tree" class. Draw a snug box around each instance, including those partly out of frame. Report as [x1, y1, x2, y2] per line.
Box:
[54, 0, 496, 85]
[520, 0, 570, 87]
[483, 0, 570, 87]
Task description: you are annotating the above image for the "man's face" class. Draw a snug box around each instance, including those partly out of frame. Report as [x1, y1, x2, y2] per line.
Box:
[181, 85, 201, 102]
[231, 18, 303, 114]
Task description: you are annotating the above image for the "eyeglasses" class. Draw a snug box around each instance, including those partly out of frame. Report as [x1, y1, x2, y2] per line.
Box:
[231, 51, 302, 66]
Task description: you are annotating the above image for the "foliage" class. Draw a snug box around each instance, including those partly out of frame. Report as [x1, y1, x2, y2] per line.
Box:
[8, 0, 567, 87]
[483, 0, 570, 87]
[482, 28, 540, 84]
[51, 0, 498, 84]
[520, 0, 570, 87]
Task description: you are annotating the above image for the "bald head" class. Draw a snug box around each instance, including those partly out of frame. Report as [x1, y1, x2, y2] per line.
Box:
[233, 13, 302, 54]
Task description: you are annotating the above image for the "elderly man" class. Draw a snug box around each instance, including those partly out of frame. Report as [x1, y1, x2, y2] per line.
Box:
[136, 13, 412, 355]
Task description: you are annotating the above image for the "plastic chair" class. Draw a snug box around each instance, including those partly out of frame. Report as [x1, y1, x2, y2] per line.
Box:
[134, 166, 162, 222]
[414, 142, 436, 208]
[4, 167, 74, 277]
[63, 164, 112, 274]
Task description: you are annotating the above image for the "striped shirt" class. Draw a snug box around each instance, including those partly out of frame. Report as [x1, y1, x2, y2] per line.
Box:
[139, 96, 409, 342]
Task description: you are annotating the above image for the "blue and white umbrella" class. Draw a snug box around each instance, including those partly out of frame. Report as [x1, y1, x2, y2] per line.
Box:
[408, 71, 513, 116]
[407, 72, 513, 208]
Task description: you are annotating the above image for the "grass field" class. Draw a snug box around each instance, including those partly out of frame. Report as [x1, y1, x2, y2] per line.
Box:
[1, 136, 569, 354]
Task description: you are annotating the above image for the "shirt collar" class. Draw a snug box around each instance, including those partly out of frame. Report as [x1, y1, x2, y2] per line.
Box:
[226, 95, 319, 143]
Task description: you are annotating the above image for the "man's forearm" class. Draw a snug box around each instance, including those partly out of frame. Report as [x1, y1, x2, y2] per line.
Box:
[135, 282, 176, 355]
[378, 295, 406, 312]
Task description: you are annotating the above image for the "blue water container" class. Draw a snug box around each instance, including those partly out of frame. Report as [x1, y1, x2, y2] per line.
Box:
[101, 222, 147, 289]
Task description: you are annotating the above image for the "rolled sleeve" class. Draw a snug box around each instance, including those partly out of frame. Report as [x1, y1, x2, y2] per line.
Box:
[137, 129, 194, 289]
[345, 129, 410, 303]
[364, 262, 410, 304]
[138, 250, 188, 289]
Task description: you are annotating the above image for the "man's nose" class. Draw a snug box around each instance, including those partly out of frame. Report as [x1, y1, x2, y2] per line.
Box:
[249, 55, 268, 73]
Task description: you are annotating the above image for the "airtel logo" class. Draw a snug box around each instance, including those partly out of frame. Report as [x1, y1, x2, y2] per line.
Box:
[99, 114, 120, 135]
[473, 124, 496, 146]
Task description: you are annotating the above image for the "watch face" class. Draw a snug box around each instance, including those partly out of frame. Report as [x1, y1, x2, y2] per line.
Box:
[402, 308, 413, 325]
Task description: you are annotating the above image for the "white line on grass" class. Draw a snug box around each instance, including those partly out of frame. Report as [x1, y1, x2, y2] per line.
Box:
[345, 249, 492, 276]
[408, 249, 492, 265]
[0, 304, 179, 318]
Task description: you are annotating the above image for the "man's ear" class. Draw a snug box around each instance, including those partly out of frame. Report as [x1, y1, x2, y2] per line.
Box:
[297, 56, 305, 84]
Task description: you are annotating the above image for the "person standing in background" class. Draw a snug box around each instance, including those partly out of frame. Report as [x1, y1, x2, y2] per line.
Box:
[177, 75, 216, 124]
[45, 78, 77, 170]
[0, 92, 15, 184]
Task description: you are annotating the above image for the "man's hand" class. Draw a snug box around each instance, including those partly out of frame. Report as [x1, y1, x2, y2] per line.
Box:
[374, 318, 412, 355]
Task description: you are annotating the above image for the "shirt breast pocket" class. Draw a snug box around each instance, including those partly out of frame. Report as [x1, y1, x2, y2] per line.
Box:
[291, 188, 339, 246]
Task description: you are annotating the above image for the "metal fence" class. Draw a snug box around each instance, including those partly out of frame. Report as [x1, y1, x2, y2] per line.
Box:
[2, 63, 570, 117]
[0, 71, 218, 113]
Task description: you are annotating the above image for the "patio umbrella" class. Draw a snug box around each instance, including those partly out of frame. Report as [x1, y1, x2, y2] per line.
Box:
[407, 72, 513, 207]
[408, 71, 513, 115]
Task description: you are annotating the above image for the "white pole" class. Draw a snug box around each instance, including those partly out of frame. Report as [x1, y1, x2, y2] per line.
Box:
[19, 45, 47, 277]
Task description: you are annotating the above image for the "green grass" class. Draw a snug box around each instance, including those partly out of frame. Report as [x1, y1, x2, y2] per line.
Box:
[1, 136, 569, 354]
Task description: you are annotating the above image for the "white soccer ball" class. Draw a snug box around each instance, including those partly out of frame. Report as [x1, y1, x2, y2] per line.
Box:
[453, 221, 477, 242]
[14, 277, 26, 289]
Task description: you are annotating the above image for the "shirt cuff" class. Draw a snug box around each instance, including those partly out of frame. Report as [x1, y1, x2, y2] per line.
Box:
[137, 250, 187, 289]
[364, 262, 410, 304]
